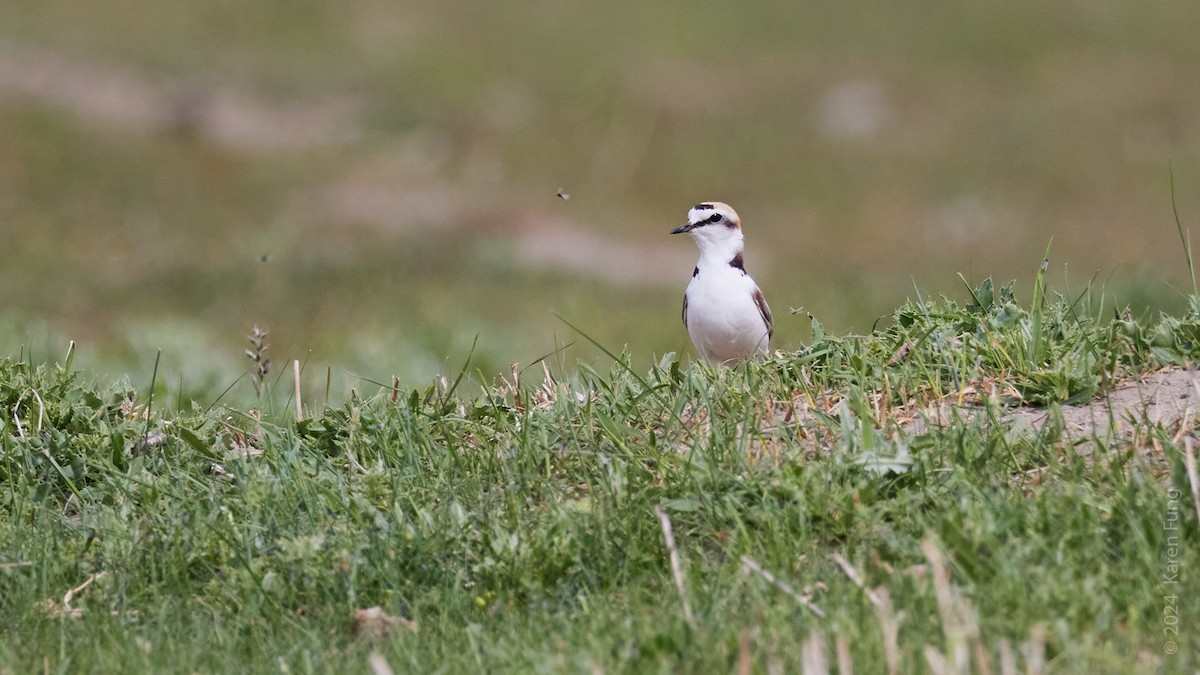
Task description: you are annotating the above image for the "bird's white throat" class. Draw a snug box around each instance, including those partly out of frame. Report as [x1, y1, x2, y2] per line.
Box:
[687, 228, 745, 268]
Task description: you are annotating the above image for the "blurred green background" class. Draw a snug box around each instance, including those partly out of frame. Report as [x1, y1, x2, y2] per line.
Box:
[2, 0, 1199, 403]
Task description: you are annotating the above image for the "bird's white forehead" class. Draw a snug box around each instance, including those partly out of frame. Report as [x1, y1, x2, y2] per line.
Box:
[688, 201, 740, 226]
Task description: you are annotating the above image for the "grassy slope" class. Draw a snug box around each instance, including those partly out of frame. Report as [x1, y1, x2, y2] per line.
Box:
[1, 279, 1198, 673]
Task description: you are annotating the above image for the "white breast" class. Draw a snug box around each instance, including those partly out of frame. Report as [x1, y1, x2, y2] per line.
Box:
[685, 265, 770, 364]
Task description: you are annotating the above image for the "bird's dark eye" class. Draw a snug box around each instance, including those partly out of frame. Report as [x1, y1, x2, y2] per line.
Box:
[707, 213, 723, 224]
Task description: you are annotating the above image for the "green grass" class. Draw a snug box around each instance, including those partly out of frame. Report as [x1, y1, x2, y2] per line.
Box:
[2, 277, 1197, 673]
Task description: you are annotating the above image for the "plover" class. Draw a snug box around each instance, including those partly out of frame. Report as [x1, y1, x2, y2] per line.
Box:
[671, 202, 773, 365]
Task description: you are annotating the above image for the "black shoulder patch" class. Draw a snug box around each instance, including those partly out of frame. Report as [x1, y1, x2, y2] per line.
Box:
[729, 252, 745, 272]
[692, 203, 714, 211]
[692, 266, 699, 278]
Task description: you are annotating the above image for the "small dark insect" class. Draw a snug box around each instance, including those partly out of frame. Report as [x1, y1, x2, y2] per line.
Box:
[260, 254, 270, 263]
[556, 188, 570, 200]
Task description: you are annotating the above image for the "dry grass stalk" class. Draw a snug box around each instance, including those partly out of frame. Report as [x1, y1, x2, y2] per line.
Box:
[801, 627, 829, 675]
[921, 538, 988, 675]
[1021, 626, 1045, 675]
[834, 634, 853, 675]
[974, 642, 994, 675]
[368, 652, 395, 675]
[511, 362, 524, 412]
[10, 404, 24, 439]
[829, 553, 866, 589]
[45, 571, 108, 619]
[534, 361, 561, 408]
[1184, 436, 1200, 523]
[830, 553, 899, 675]
[293, 359, 303, 421]
[874, 587, 901, 675]
[739, 555, 825, 617]
[997, 639, 1016, 675]
[925, 645, 952, 675]
[62, 571, 106, 610]
[653, 506, 696, 627]
[12, 388, 48, 438]
[737, 628, 754, 675]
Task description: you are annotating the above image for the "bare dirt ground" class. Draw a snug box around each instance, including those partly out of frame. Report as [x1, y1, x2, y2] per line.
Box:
[908, 368, 1200, 450]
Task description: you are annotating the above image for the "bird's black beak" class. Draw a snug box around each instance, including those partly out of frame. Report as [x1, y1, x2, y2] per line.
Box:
[671, 222, 695, 234]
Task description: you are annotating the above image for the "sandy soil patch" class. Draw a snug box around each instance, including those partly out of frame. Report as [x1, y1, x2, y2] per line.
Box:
[907, 368, 1200, 449]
